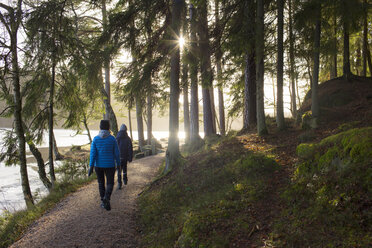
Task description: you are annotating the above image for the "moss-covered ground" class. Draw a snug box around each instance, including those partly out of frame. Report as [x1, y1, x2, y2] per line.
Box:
[139, 124, 372, 247]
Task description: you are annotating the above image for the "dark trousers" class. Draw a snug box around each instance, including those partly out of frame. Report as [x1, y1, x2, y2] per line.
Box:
[95, 167, 115, 201]
[117, 159, 127, 185]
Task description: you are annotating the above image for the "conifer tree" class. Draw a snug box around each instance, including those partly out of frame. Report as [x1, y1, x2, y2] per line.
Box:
[256, 0, 267, 135]
[197, 0, 215, 137]
[165, 0, 184, 172]
[0, 0, 34, 207]
[276, 0, 285, 130]
[188, 4, 201, 144]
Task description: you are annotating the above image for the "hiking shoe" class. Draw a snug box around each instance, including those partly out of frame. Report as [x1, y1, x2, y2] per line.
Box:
[124, 175, 128, 185]
[103, 198, 111, 211]
[100, 201, 105, 209]
[117, 183, 122, 190]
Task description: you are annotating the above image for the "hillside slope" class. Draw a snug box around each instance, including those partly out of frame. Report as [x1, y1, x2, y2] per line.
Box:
[138, 77, 372, 247]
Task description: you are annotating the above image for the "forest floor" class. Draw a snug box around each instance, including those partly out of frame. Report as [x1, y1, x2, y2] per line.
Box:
[10, 153, 165, 248]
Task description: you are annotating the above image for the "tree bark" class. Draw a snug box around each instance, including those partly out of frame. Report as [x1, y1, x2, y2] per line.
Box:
[343, 19, 352, 80]
[100, 85, 118, 135]
[215, 0, 225, 136]
[244, 52, 257, 129]
[136, 97, 145, 151]
[182, 67, 190, 143]
[53, 132, 63, 160]
[165, 0, 183, 172]
[276, 0, 285, 130]
[49, 58, 56, 184]
[82, 113, 92, 144]
[25, 132, 52, 190]
[189, 4, 201, 143]
[331, 16, 338, 79]
[147, 92, 153, 145]
[356, 37, 362, 76]
[102, 0, 111, 120]
[197, 0, 215, 137]
[256, 0, 267, 135]
[6, 0, 34, 207]
[362, 0, 368, 77]
[366, 46, 372, 76]
[311, 4, 321, 124]
[288, 0, 297, 119]
[128, 108, 133, 140]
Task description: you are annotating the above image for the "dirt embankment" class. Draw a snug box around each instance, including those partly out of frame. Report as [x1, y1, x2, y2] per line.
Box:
[10, 154, 164, 248]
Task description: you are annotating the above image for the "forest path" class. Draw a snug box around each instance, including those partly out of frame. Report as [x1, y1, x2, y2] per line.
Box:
[10, 153, 165, 248]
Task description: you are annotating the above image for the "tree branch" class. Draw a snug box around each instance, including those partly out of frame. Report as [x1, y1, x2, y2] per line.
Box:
[0, 105, 14, 116]
[0, 3, 12, 11]
[0, 13, 11, 35]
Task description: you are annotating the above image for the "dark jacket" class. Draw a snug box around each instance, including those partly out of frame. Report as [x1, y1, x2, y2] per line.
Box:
[89, 130, 120, 168]
[116, 130, 133, 162]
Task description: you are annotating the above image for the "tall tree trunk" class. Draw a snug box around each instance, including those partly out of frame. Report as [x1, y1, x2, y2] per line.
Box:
[256, 0, 267, 135]
[343, 20, 352, 80]
[209, 88, 216, 133]
[288, 0, 297, 119]
[25, 131, 52, 190]
[182, 3, 190, 143]
[276, 0, 285, 130]
[366, 46, 372, 75]
[147, 92, 153, 145]
[356, 38, 362, 76]
[244, 52, 257, 129]
[189, 4, 200, 143]
[215, 0, 225, 135]
[311, 4, 321, 125]
[197, 0, 215, 137]
[243, 0, 257, 129]
[362, 0, 368, 77]
[7, 0, 34, 207]
[165, 0, 183, 172]
[100, 85, 118, 135]
[272, 75, 276, 117]
[136, 97, 145, 151]
[182, 65, 190, 143]
[331, 16, 338, 79]
[102, 0, 111, 120]
[128, 108, 133, 140]
[49, 59, 56, 184]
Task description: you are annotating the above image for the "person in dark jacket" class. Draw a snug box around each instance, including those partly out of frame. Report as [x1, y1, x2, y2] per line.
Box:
[116, 124, 133, 189]
[89, 120, 120, 211]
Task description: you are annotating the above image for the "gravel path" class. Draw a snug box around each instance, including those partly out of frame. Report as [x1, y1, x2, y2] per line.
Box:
[11, 153, 165, 248]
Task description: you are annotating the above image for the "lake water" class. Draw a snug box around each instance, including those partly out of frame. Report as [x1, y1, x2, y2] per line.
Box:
[0, 129, 184, 215]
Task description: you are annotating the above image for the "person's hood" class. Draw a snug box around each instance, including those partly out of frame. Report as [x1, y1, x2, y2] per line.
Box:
[120, 124, 127, 131]
[117, 130, 128, 138]
[98, 130, 111, 139]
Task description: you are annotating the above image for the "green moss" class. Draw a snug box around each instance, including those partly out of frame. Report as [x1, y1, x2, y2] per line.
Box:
[276, 127, 372, 247]
[296, 143, 317, 159]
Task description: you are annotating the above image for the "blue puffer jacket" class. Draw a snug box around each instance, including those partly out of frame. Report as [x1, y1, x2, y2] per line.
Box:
[89, 130, 120, 168]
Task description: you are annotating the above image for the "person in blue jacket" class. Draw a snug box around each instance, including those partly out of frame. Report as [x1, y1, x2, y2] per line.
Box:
[89, 120, 120, 211]
[116, 124, 133, 189]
